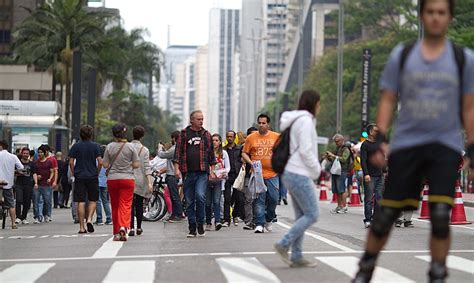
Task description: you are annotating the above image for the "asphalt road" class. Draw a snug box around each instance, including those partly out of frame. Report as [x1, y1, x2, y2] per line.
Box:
[1, 192, 473, 283]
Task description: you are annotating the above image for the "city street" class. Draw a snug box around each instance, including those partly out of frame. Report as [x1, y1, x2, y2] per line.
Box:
[1, 192, 473, 283]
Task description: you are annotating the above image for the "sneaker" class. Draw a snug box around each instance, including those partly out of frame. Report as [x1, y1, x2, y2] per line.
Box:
[128, 229, 135, 237]
[429, 261, 448, 283]
[187, 225, 197, 238]
[197, 224, 205, 237]
[73, 219, 79, 224]
[243, 223, 254, 230]
[364, 221, 371, 229]
[113, 234, 121, 241]
[33, 218, 40, 224]
[404, 220, 414, 228]
[290, 258, 318, 268]
[22, 219, 29, 225]
[341, 206, 348, 213]
[264, 222, 273, 232]
[136, 228, 143, 235]
[168, 216, 184, 223]
[254, 225, 264, 233]
[94, 221, 104, 226]
[44, 216, 52, 223]
[15, 218, 21, 224]
[395, 219, 403, 228]
[283, 198, 288, 205]
[274, 243, 291, 265]
[233, 218, 239, 226]
[222, 222, 230, 227]
[205, 224, 212, 231]
[215, 223, 223, 231]
[330, 207, 341, 214]
[105, 221, 113, 225]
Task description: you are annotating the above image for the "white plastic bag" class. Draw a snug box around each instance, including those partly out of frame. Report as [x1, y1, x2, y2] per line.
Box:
[232, 166, 246, 191]
[330, 157, 342, 175]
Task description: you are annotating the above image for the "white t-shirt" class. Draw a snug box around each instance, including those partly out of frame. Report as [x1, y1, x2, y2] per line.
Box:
[0, 150, 24, 189]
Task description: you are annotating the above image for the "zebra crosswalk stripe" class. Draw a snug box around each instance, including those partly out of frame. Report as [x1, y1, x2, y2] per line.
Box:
[315, 256, 415, 283]
[102, 261, 155, 283]
[0, 263, 55, 283]
[216, 257, 281, 283]
[416, 255, 474, 275]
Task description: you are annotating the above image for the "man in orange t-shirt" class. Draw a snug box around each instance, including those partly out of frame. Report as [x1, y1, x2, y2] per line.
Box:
[242, 114, 280, 233]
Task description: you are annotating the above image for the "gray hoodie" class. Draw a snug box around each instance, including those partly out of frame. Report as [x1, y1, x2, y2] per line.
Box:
[279, 110, 321, 180]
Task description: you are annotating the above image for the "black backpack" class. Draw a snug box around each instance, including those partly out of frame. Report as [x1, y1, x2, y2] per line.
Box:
[271, 117, 302, 174]
[399, 41, 465, 124]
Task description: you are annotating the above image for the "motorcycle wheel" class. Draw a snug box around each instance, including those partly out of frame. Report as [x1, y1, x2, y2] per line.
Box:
[143, 193, 167, 221]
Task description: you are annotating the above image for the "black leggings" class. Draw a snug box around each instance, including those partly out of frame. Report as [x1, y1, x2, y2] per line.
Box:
[131, 194, 144, 229]
[61, 180, 72, 207]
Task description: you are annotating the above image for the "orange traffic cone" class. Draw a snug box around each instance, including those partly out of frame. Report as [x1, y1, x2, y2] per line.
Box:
[418, 185, 430, 219]
[450, 180, 472, 225]
[331, 192, 337, 203]
[318, 173, 328, 201]
[348, 179, 362, 207]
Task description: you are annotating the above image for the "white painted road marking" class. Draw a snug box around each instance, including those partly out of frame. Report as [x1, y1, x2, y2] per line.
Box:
[216, 257, 280, 283]
[416, 255, 474, 275]
[0, 234, 111, 240]
[276, 221, 356, 252]
[92, 237, 124, 258]
[102, 261, 155, 283]
[0, 263, 55, 283]
[316, 256, 415, 283]
[0, 250, 473, 263]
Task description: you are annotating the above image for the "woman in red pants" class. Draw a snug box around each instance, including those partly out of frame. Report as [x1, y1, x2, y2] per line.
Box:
[103, 123, 140, 241]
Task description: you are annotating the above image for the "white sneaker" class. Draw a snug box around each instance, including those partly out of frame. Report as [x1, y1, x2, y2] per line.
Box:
[15, 218, 21, 224]
[44, 216, 52, 223]
[254, 225, 264, 233]
[264, 222, 273, 232]
[33, 218, 40, 224]
[22, 219, 29, 225]
[342, 206, 348, 213]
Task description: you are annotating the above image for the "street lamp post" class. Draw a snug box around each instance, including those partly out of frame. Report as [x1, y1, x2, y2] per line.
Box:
[336, 0, 344, 134]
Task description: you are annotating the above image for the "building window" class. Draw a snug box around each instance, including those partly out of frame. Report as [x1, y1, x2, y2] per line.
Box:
[19, 90, 52, 101]
[0, 89, 13, 100]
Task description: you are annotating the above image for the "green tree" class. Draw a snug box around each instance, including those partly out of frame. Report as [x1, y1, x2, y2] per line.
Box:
[12, 0, 114, 127]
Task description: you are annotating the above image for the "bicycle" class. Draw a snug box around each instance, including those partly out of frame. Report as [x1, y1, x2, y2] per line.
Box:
[143, 171, 168, 222]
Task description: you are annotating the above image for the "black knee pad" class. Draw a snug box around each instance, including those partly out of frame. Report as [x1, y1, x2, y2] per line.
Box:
[429, 202, 451, 239]
[371, 207, 400, 238]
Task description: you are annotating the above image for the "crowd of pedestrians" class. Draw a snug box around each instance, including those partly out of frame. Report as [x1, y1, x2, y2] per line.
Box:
[1, 1, 473, 281]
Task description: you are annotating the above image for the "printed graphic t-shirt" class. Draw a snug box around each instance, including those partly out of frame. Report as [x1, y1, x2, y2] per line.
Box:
[243, 131, 280, 179]
[186, 128, 203, 172]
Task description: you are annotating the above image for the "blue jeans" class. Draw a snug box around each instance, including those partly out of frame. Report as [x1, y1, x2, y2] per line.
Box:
[166, 175, 183, 217]
[96, 186, 112, 223]
[206, 181, 222, 225]
[184, 171, 208, 226]
[279, 175, 287, 201]
[277, 172, 319, 261]
[255, 176, 279, 226]
[363, 175, 384, 223]
[33, 186, 52, 219]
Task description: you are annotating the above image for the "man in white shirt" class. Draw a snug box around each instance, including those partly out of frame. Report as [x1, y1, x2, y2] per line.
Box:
[0, 140, 24, 229]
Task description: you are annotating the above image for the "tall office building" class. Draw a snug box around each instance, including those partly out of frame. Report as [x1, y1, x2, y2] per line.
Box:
[194, 45, 209, 129]
[208, 8, 240, 134]
[238, 0, 263, 131]
[158, 45, 197, 115]
[0, 0, 45, 56]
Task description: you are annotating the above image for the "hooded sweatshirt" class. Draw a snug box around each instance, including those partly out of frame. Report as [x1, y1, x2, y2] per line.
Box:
[279, 110, 321, 180]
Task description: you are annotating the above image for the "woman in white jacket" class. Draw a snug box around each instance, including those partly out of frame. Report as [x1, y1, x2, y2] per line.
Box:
[274, 90, 322, 267]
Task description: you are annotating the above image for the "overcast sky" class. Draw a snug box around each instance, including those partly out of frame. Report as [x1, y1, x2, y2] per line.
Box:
[90, 0, 242, 50]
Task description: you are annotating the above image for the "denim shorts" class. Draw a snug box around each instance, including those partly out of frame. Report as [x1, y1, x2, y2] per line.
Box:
[1, 188, 15, 208]
[331, 172, 347, 194]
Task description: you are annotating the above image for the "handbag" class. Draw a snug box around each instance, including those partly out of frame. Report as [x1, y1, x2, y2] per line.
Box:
[232, 166, 246, 191]
[105, 142, 126, 177]
[330, 157, 342, 175]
